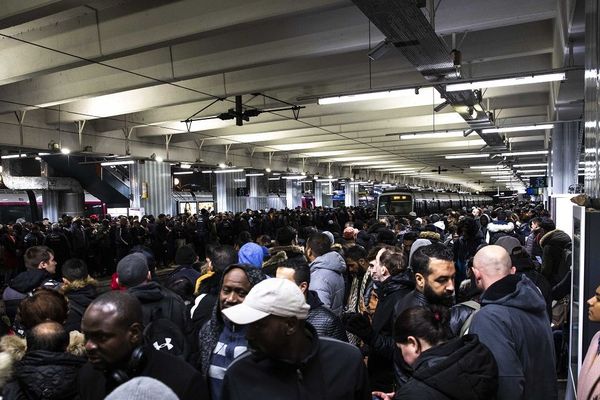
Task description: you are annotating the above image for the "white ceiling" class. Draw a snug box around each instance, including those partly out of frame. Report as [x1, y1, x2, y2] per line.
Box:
[0, 0, 584, 191]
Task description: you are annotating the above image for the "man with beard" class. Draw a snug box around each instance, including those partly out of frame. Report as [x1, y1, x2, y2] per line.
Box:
[394, 242, 456, 312]
[78, 292, 207, 400]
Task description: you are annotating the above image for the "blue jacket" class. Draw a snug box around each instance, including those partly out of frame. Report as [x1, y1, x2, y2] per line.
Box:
[469, 274, 557, 400]
[309, 251, 347, 316]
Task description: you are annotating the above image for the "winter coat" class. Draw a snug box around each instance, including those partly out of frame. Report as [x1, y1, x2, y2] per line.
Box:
[221, 323, 370, 400]
[539, 229, 571, 286]
[485, 221, 515, 244]
[306, 290, 348, 343]
[77, 346, 207, 400]
[196, 265, 267, 378]
[394, 334, 498, 400]
[469, 274, 557, 400]
[62, 279, 98, 333]
[2, 269, 61, 323]
[368, 272, 415, 392]
[128, 281, 190, 335]
[578, 330, 600, 400]
[309, 251, 347, 316]
[3, 350, 86, 400]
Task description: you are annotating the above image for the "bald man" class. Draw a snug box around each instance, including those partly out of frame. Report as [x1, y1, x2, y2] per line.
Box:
[469, 245, 557, 400]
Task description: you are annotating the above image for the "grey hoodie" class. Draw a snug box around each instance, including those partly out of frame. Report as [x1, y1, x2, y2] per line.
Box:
[469, 274, 557, 400]
[309, 251, 347, 316]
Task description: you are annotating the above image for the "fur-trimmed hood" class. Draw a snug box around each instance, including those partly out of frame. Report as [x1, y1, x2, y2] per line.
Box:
[539, 229, 571, 248]
[60, 276, 98, 293]
[486, 220, 515, 233]
[419, 231, 441, 241]
[0, 331, 86, 362]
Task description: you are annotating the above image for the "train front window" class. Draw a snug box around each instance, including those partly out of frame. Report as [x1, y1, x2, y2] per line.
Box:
[378, 194, 412, 216]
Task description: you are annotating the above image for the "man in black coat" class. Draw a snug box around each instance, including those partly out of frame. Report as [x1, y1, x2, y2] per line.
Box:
[3, 321, 86, 399]
[61, 258, 98, 333]
[78, 291, 208, 400]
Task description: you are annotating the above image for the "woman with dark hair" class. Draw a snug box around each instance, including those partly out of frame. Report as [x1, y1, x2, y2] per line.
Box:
[373, 306, 498, 400]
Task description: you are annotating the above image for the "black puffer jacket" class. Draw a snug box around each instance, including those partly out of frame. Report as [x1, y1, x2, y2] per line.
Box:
[306, 290, 348, 342]
[62, 280, 98, 333]
[539, 229, 571, 286]
[2, 269, 60, 322]
[367, 271, 415, 392]
[3, 350, 86, 400]
[394, 335, 498, 400]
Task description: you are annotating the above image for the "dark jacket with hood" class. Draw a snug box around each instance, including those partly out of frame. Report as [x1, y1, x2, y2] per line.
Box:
[539, 229, 571, 286]
[368, 271, 415, 392]
[3, 350, 86, 400]
[309, 251, 347, 316]
[196, 265, 267, 379]
[394, 334, 498, 400]
[128, 281, 190, 336]
[2, 269, 61, 322]
[469, 274, 557, 400]
[221, 323, 370, 400]
[305, 290, 348, 343]
[62, 278, 98, 333]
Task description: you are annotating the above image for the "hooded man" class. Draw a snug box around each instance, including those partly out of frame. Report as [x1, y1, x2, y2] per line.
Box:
[196, 264, 267, 400]
[306, 233, 347, 316]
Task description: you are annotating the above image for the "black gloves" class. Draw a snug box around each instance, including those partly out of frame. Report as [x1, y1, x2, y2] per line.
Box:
[342, 312, 374, 343]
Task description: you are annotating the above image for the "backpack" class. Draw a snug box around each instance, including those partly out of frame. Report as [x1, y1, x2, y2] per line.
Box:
[142, 296, 190, 360]
[459, 300, 481, 336]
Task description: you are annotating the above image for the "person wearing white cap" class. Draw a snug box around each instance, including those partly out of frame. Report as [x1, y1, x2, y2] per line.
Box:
[221, 278, 370, 400]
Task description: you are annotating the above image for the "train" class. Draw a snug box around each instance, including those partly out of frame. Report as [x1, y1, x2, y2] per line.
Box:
[376, 190, 494, 219]
[0, 190, 104, 223]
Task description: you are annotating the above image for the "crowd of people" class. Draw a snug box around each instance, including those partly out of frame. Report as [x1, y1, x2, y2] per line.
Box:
[0, 201, 578, 399]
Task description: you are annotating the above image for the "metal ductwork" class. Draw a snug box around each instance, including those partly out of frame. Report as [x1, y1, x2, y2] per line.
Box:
[352, 0, 505, 147]
[1, 163, 82, 192]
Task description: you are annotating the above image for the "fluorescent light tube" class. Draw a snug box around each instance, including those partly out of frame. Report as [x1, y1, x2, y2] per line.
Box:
[1, 154, 26, 159]
[245, 173, 264, 177]
[173, 171, 194, 175]
[100, 160, 135, 166]
[471, 165, 510, 170]
[500, 150, 548, 156]
[282, 175, 307, 180]
[446, 72, 566, 92]
[445, 154, 490, 159]
[179, 163, 192, 169]
[481, 171, 513, 175]
[516, 169, 547, 173]
[268, 177, 280, 181]
[318, 89, 414, 105]
[400, 130, 465, 140]
[213, 169, 244, 174]
[483, 124, 554, 133]
[512, 163, 547, 167]
[201, 170, 212, 174]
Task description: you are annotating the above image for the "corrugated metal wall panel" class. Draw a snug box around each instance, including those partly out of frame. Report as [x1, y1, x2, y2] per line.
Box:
[286, 180, 302, 209]
[130, 161, 171, 216]
[267, 196, 287, 210]
[215, 171, 247, 213]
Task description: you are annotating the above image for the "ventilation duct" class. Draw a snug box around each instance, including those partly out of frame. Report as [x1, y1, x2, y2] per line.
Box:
[352, 0, 504, 147]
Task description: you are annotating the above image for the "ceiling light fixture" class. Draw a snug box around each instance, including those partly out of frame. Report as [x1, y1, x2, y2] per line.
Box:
[445, 154, 490, 159]
[0, 154, 27, 159]
[483, 124, 554, 134]
[512, 163, 548, 167]
[500, 150, 548, 157]
[180, 163, 192, 169]
[445, 72, 566, 92]
[481, 171, 513, 175]
[399, 130, 465, 140]
[173, 171, 194, 175]
[61, 148, 71, 155]
[246, 173, 265, 177]
[282, 175, 307, 180]
[100, 160, 135, 166]
[470, 165, 510, 170]
[516, 169, 547, 173]
[318, 88, 416, 105]
[213, 169, 244, 174]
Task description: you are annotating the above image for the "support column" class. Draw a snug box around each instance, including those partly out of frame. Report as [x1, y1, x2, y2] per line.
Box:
[345, 180, 358, 206]
[286, 179, 302, 209]
[247, 175, 267, 210]
[215, 171, 247, 213]
[314, 180, 323, 207]
[42, 191, 59, 222]
[551, 122, 580, 194]
[130, 161, 170, 216]
[585, 0, 600, 198]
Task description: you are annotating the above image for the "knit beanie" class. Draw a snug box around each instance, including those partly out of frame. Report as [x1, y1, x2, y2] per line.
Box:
[105, 377, 178, 400]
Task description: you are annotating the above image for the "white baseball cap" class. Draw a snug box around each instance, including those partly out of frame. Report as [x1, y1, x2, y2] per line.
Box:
[221, 278, 310, 325]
